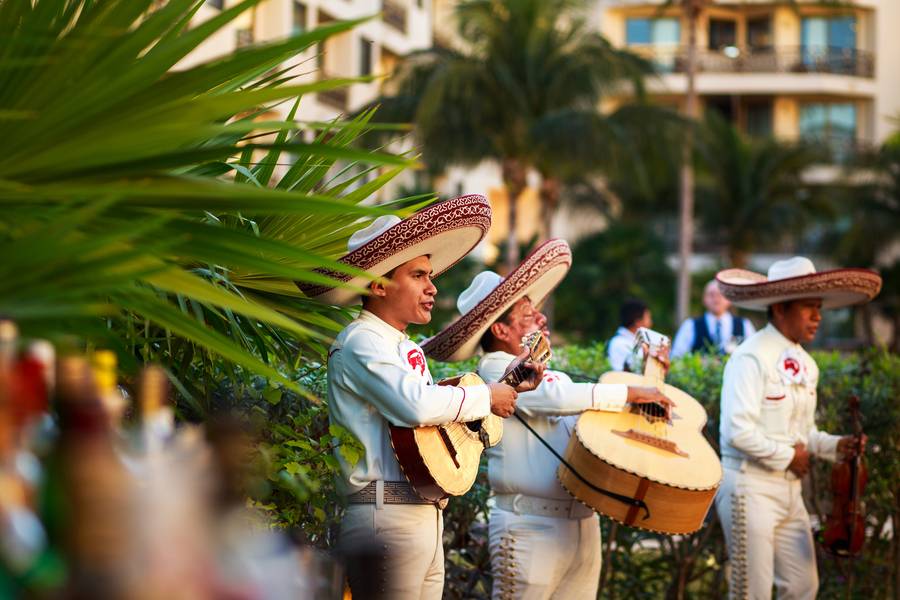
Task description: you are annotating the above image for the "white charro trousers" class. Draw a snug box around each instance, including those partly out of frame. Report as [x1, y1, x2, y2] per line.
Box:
[489, 507, 602, 600]
[716, 466, 819, 600]
[339, 503, 444, 600]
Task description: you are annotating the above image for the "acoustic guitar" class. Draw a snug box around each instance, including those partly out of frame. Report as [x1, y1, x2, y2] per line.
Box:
[391, 331, 551, 502]
[559, 328, 722, 534]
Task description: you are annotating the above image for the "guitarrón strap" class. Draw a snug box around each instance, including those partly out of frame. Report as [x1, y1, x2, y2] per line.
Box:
[512, 411, 651, 521]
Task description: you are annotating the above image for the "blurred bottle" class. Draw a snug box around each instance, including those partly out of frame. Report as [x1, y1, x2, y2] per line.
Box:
[137, 365, 174, 457]
[0, 320, 48, 581]
[54, 356, 138, 599]
[91, 350, 126, 430]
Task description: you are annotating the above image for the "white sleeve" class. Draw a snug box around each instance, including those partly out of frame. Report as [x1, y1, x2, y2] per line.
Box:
[807, 425, 841, 462]
[671, 319, 695, 358]
[336, 332, 491, 427]
[514, 371, 628, 417]
[721, 354, 795, 471]
[607, 337, 630, 371]
[742, 318, 757, 338]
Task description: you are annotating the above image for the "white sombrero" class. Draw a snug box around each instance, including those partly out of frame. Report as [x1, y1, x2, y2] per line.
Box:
[716, 256, 882, 311]
[422, 239, 572, 361]
[297, 195, 492, 305]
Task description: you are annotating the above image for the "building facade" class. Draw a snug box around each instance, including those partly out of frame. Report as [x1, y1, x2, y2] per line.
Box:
[186, 1, 431, 119]
[596, 0, 900, 152]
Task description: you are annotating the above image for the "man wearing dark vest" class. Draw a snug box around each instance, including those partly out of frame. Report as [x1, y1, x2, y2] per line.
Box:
[671, 280, 756, 358]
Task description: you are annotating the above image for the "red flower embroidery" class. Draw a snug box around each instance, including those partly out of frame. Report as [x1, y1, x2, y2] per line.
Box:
[783, 357, 801, 377]
[407, 348, 427, 376]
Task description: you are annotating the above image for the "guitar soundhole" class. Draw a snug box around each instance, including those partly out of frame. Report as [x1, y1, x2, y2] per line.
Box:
[636, 403, 668, 423]
[466, 420, 482, 432]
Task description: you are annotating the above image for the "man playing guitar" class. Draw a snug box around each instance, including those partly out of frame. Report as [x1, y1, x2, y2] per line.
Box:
[424, 239, 672, 599]
[300, 196, 542, 600]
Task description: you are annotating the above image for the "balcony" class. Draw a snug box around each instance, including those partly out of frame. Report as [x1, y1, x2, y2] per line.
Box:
[382, 0, 407, 34]
[317, 86, 349, 111]
[639, 46, 874, 78]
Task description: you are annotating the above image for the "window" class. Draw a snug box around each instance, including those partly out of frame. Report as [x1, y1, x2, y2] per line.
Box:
[626, 17, 680, 72]
[745, 101, 773, 138]
[800, 103, 856, 157]
[626, 17, 680, 46]
[708, 19, 736, 51]
[359, 38, 373, 77]
[801, 16, 856, 69]
[293, 1, 307, 35]
[747, 17, 772, 51]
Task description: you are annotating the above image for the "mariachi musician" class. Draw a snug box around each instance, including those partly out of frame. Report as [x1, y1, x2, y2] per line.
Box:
[423, 239, 672, 600]
[299, 196, 541, 600]
[715, 257, 881, 599]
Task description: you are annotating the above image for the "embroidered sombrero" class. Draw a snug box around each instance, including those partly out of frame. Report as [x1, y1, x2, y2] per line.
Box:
[422, 239, 572, 362]
[716, 256, 882, 311]
[297, 195, 492, 306]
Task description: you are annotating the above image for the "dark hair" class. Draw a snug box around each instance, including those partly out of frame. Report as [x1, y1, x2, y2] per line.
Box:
[478, 304, 516, 352]
[620, 298, 648, 328]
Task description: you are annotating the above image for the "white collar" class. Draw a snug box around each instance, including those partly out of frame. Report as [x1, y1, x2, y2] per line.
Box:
[616, 326, 635, 339]
[358, 310, 408, 344]
[764, 322, 801, 350]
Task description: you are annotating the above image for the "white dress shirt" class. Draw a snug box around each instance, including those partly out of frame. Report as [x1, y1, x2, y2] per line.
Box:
[327, 310, 492, 494]
[671, 312, 757, 358]
[479, 351, 628, 500]
[720, 323, 840, 472]
[607, 327, 636, 371]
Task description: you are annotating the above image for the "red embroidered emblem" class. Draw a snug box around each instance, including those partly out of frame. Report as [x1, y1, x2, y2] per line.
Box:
[543, 373, 558, 383]
[783, 357, 801, 377]
[407, 349, 427, 376]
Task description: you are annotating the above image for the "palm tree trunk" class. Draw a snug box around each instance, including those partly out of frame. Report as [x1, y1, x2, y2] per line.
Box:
[501, 158, 527, 273]
[728, 247, 749, 270]
[538, 175, 561, 243]
[677, 0, 701, 324]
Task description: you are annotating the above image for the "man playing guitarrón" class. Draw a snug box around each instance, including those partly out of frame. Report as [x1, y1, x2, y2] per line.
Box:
[299, 196, 541, 600]
[423, 239, 673, 600]
[715, 257, 881, 600]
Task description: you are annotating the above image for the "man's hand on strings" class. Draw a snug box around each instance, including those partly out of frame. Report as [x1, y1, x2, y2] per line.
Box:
[514, 362, 545, 393]
[626, 386, 674, 421]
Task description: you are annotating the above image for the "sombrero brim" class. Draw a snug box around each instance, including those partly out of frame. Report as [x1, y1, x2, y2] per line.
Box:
[716, 267, 882, 311]
[422, 239, 572, 362]
[297, 195, 492, 306]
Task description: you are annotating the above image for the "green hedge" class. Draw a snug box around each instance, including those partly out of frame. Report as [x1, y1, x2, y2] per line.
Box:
[257, 346, 900, 599]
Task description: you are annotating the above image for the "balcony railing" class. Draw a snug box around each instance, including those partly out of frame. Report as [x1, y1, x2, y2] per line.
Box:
[382, 0, 407, 33]
[317, 86, 349, 111]
[638, 46, 874, 78]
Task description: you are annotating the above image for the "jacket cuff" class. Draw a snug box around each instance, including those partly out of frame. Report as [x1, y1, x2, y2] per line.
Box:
[591, 384, 628, 412]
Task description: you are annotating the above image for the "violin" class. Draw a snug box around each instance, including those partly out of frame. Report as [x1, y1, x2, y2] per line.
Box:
[819, 395, 867, 557]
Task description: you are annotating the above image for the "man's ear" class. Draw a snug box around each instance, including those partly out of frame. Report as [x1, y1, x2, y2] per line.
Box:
[369, 279, 389, 298]
[489, 321, 509, 343]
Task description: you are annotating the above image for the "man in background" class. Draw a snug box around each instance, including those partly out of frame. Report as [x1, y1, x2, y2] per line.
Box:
[671, 280, 756, 358]
[607, 298, 652, 371]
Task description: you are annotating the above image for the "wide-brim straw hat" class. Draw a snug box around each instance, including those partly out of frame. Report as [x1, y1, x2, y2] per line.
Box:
[422, 239, 572, 362]
[716, 256, 882, 311]
[297, 195, 492, 306]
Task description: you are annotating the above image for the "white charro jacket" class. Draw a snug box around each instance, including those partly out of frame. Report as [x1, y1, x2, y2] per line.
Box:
[327, 310, 492, 494]
[720, 323, 841, 472]
[479, 351, 628, 501]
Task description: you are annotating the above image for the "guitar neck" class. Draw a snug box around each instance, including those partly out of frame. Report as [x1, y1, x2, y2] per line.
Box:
[643, 355, 666, 386]
[501, 361, 531, 387]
